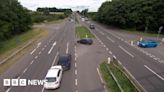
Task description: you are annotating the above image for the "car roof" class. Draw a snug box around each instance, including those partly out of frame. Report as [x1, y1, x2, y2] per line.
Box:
[46, 66, 62, 77]
[143, 39, 157, 42]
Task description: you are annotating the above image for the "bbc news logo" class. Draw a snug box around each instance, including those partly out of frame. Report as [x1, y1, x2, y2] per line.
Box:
[3, 79, 44, 87]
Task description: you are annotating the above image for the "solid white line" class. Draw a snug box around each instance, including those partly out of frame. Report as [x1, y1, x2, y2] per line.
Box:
[66, 42, 69, 54]
[119, 46, 134, 58]
[107, 36, 115, 43]
[30, 48, 36, 55]
[51, 52, 59, 66]
[75, 79, 78, 86]
[97, 68, 104, 84]
[48, 41, 56, 54]
[144, 65, 164, 81]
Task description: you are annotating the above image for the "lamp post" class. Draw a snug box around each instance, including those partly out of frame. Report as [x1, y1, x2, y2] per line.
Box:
[157, 26, 163, 40]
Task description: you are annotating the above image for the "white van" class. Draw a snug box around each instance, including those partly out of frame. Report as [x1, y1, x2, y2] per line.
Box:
[44, 65, 63, 89]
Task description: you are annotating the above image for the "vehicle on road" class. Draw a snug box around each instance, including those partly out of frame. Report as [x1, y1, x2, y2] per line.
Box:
[44, 65, 63, 89]
[89, 24, 95, 29]
[77, 38, 93, 45]
[138, 39, 159, 48]
[57, 54, 71, 71]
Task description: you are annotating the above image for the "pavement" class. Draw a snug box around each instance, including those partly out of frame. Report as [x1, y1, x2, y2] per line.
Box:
[79, 15, 164, 92]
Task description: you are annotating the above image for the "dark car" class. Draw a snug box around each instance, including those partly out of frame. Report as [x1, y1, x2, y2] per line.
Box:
[77, 38, 93, 45]
[89, 24, 95, 29]
[138, 39, 159, 48]
[57, 54, 71, 71]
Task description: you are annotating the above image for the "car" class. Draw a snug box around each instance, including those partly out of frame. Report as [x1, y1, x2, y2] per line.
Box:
[44, 65, 63, 89]
[57, 54, 71, 71]
[77, 38, 93, 45]
[89, 24, 95, 29]
[138, 39, 159, 48]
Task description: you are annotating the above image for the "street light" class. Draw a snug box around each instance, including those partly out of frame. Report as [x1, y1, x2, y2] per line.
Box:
[157, 26, 163, 40]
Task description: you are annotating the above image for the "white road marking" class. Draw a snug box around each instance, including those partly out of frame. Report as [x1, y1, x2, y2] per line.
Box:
[35, 56, 38, 59]
[107, 36, 115, 43]
[42, 48, 45, 51]
[144, 65, 164, 81]
[99, 31, 105, 35]
[37, 42, 42, 48]
[39, 51, 41, 55]
[23, 68, 28, 73]
[106, 48, 109, 51]
[41, 87, 44, 92]
[30, 48, 36, 55]
[48, 41, 56, 54]
[109, 51, 112, 55]
[97, 68, 104, 84]
[103, 45, 106, 48]
[75, 79, 78, 86]
[66, 42, 69, 54]
[75, 70, 77, 75]
[6, 87, 11, 92]
[119, 46, 134, 58]
[51, 52, 59, 66]
[30, 60, 34, 65]
[75, 63, 77, 67]
[44, 45, 47, 48]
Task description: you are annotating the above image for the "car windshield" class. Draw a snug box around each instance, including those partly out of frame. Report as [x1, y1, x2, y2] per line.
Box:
[46, 77, 56, 82]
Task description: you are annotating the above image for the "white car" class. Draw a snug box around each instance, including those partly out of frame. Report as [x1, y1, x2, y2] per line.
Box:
[44, 65, 63, 89]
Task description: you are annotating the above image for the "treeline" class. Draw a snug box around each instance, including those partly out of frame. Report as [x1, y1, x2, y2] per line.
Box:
[95, 0, 164, 33]
[0, 0, 32, 41]
[37, 7, 72, 16]
[0, 0, 72, 41]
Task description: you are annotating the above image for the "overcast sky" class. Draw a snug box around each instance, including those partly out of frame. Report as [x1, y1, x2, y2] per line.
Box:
[18, 0, 108, 12]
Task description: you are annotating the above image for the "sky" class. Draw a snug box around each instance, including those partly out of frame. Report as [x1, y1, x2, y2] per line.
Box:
[18, 0, 108, 12]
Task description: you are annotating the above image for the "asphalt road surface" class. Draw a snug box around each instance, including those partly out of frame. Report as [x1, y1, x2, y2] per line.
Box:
[79, 15, 164, 92]
[0, 18, 107, 92]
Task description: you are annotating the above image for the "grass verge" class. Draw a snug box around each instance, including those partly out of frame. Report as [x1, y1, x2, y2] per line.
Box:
[75, 25, 95, 38]
[100, 62, 138, 92]
[123, 28, 164, 37]
[0, 28, 48, 73]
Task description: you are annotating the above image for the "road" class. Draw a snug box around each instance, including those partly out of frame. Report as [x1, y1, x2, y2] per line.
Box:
[0, 17, 106, 92]
[79, 15, 164, 92]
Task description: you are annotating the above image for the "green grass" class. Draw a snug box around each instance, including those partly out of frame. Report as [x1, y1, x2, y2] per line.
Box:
[75, 25, 95, 38]
[109, 64, 138, 92]
[100, 62, 138, 92]
[0, 29, 42, 54]
[100, 62, 120, 92]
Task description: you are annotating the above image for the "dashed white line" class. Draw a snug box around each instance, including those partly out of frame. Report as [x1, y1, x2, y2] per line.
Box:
[35, 56, 38, 59]
[107, 36, 115, 43]
[119, 46, 134, 58]
[39, 51, 42, 55]
[106, 48, 109, 51]
[42, 48, 45, 51]
[30, 48, 36, 55]
[75, 79, 78, 86]
[41, 87, 44, 92]
[44, 45, 47, 48]
[99, 31, 105, 35]
[30, 60, 34, 65]
[144, 65, 164, 81]
[109, 51, 112, 55]
[51, 52, 59, 66]
[75, 63, 77, 67]
[48, 41, 56, 54]
[23, 68, 28, 73]
[66, 42, 69, 54]
[75, 70, 77, 75]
